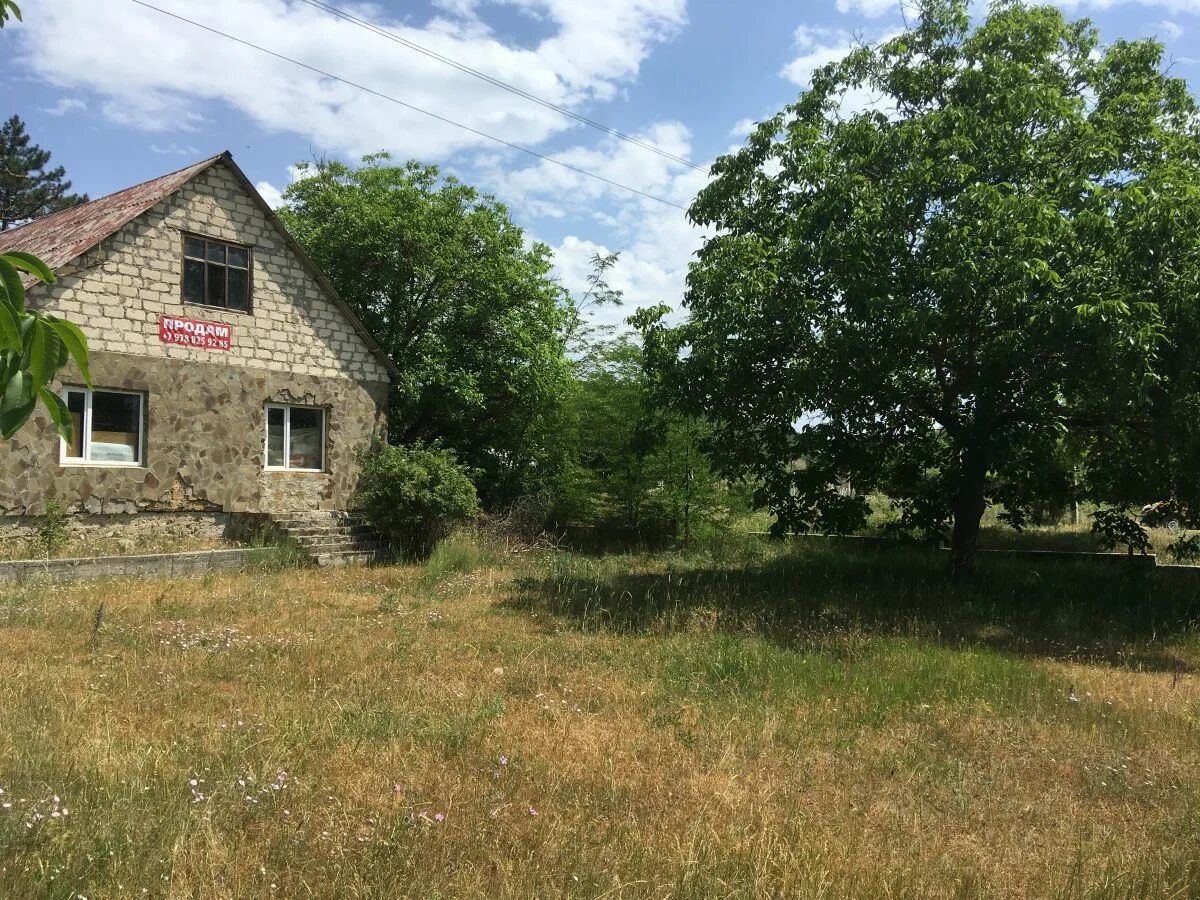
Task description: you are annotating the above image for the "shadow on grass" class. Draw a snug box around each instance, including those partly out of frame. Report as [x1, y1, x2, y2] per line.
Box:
[503, 539, 1200, 672]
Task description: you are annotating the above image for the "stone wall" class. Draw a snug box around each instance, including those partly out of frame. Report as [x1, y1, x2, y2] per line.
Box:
[0, 548, 278, 584]
[26, 160, 393, 385]
[0, 511, 229, 554]
[0, 349, 388, 516]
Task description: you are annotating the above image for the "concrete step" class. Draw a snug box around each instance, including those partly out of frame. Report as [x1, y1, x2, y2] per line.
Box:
[316, 550, 379, 568]
[269, 510, 385, 565]
[287, 526, 376, 540]
[275, 517, 368, 530]
[303, 540, 385, 554]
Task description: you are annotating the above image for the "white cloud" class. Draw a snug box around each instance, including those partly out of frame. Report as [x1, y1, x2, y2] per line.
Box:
[488, 123, 713, 327]
[14, 0, 687, 160]
[1155, 19, 1185, 39]
[1051, 0, 1200, 10]
[149, 141, 200, 156]
[781, 24, 901, 118]
[729, 117, 758, 137]
[835, 0, 902, 17]
[255, 180, 285, 209]
[41, 96, 85, 116]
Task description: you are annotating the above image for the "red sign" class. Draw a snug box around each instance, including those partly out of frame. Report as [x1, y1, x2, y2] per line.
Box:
[159, 315, 232, 351]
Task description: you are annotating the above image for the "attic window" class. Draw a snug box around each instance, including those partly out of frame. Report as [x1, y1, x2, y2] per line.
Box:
[182, 234, 251, 312]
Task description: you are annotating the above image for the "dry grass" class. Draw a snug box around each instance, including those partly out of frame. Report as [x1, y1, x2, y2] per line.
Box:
[1, 538, 1198, 898]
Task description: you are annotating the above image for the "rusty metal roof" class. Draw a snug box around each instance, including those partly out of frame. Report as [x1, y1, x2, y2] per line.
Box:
[0, 151, 398, 381]
[0, 154, 223, 271]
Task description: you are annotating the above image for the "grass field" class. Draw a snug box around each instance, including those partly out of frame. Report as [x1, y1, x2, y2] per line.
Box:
[1, 536, 1199, 898]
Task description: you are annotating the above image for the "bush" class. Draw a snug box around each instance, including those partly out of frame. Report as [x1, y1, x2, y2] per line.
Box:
[33, 500, 70, 558]
[354, 444, 480, 559]
[1090, 508, 1152, 556]
[1166, 533, 1200, 564]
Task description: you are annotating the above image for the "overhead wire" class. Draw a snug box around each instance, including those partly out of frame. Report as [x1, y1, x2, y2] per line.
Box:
[126, 0, 693, 211]
[292, 0, 708, 173]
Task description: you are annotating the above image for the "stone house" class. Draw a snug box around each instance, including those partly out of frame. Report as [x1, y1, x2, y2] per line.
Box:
[0, 151, 397, 543]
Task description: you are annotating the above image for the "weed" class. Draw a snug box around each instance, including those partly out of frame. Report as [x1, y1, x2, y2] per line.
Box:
[32, 500, 70, 558]
[422, 530, 497, 584]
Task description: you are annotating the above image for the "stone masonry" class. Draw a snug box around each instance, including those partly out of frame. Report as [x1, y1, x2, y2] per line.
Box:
[0, 155, 393, 520]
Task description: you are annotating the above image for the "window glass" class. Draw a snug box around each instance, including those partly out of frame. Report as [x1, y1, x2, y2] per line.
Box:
[289, 408, 323, 470]
[206, 263, 226, 306]
[266, 407, 285, 468]
[182, 235, 251, 312]
[90, 391, 141, 463]
[61, 389, 143, 465]
[265, 406, 325, 471]
[183, 258, 205, 302]
[227, 268, 248, 311]
[65, 391, 85, 459]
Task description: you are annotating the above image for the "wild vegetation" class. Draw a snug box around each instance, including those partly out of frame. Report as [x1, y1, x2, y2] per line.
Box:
[640, 0, 1200, 575]
[0, 536, 1197, 898]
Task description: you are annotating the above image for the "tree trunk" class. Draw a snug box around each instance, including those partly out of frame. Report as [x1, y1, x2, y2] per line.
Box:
[949, 451, 988, 579]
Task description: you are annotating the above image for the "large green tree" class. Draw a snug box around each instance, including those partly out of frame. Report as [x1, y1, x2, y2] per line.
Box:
[279, 155, 572, 506]
[643, 0, 1200, 575]
[0, 115, 88, 230]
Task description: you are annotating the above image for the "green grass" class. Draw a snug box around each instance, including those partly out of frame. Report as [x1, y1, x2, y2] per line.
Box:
[1, 537, 1198, 898]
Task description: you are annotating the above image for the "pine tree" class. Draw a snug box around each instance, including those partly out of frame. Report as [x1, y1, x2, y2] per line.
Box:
[0, 115, 88, 229]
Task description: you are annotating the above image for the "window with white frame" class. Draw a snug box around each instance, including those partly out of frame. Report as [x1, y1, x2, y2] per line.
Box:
[61, 387, 145, 466]
[265, 404, 325, 471]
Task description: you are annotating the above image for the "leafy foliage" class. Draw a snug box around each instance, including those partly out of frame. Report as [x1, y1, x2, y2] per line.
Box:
[1090, 509, 1152, 556]
[643, 0, 1200, 575]
[553, 332, 734, 541]
[33, 499, 69, 558]
[278, 156, 572, 507]
[354, 443, 480, 559]
[1166, 533, 1200, 564]
[0, 116, 89, 230]
[549, 255, 748, 543]
[0, 251, 91, 439]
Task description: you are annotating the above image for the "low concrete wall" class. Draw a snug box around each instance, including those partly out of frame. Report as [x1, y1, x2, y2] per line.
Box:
[752, 532, 1161, 567]
[0, 547, 279, 584]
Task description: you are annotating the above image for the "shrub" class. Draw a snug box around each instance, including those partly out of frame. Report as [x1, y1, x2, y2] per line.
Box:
[1090, 508, 1152, 556]
[355, 444, 480, 559]
[1166, 533, 1200, 564]
[33, 500, 70, 558]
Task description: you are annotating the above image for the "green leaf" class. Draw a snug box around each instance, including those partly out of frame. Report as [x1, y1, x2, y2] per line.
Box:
[37, 386, 72, 443]
[0, 395, 37, 439]
[0, 297, 20, 353]
[1, 251, 55, 285]
[24, 319, 50, 389]
[36, 388, 72, 444]
[46, 316, 91, 386]
[0, 368, 35, 438]
[0, 258, 24, 316]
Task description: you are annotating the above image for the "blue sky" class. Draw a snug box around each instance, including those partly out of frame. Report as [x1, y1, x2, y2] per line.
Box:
[4, 0, 1198, 321]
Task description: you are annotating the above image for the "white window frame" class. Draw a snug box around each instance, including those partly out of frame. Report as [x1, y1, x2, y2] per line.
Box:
[264, 404, 326, 473]
[59, 387, 145, 468]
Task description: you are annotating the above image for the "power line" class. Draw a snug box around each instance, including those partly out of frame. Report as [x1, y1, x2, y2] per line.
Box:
[292, 0, 708, 173]
[126, 0, 692, 211]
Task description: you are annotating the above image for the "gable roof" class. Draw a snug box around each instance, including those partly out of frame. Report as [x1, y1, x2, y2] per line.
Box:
[0, 151, 399, 381]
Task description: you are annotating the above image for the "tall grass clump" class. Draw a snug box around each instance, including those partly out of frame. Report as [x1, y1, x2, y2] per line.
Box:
[423, 530, 497, 583]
